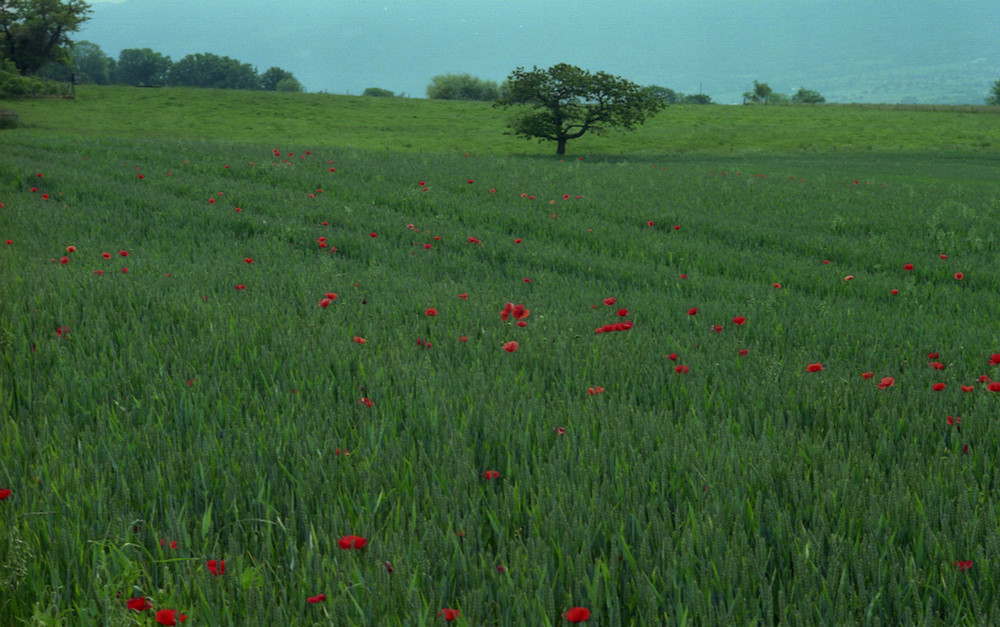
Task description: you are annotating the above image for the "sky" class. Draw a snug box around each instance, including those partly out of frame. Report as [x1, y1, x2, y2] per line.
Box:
[80, 0, 1000, 104]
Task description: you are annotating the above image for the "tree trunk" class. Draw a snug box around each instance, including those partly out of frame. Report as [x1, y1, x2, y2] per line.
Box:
[556, 137, 567, 155]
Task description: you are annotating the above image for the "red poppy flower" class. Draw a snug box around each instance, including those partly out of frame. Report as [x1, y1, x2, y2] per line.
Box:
[673, 225, 680, 230]
[206, 559, 225, 576]
[877, 377, 895, 389]
[688, 307, 698, 316]
[588, 386, 605, 395]
[739, 349, 748, 356]
[307, 594, 326, 603]
[675, 365, 690, 374]
[929, 361, 945, 370]
[126, 597, 153, 611]
[369, 232, 378, 238]
[458, 293, 468, 300]
[511, 304, 530, 320]
[904, 263, 914, 271]
[981, 374, 993, 382]
[122, 267, 128, 273]
[4, 240, 11, 245]
[319, 298, 332, 308]
[458, 336, 467, 342]
[861, 372, 873, 379]
[963, 444, 969, 454]
[352, 336, 366, 344]
[890, 289, 899, 295]
[773, 283, 781, 288]
[235, 284, 245, 290]
[947, 415, 960, 426]
[712, 325, 723, 333]
[66, 245, 76, 253]
[732, 316, 746, 325]
[101, 252, 112, 259]
[954, 560, 973, 572]
[516, 320, 527, 327]
[940, 254, 947, 259]
[119, 250, 129, 257]
[425, 308, 437, 316]
[244, 257, 254, 264]
[30, 186, 38, 192]
[927, 352, 939, 359]
[668, 353, 678, 361]
[358, 397, 373, 407]
[954, 272, 964, 280]
[617, 308, 628, 317]
[805, 363, 824, 372]
[438, 608, 461, 621]
[503, 341, 518, 352]
[553, 426, 566, 435]
[338, 535, 368, 549]
[961, 385, 974, 392]
[482, 470, 499, 479]
[988, 354, 1000, 365]
[423, 243, 432, 250]
[467, 236, 481, 244]
[844, 275, 854, 281]
[155, 609, 188, 625]
[514, 238, 522, 244]
[821, 260, 830, 264]
[932, 383, 946, 391]
[563, 607, 591, 623]
[41, 193, 49, 200]
[60, 256, 69, 265]
[679, 274, 687, 279]
[0, 489, 11, 499]
[55, 326, 69, 338]
[647, 220, 655, 226]
[603, 297, 616, 306]
[988, 382, 1000, 392]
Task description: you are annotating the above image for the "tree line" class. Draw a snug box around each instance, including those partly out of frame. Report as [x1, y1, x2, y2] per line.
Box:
[40, 42, 303, 92]
[0, 1, 302, 95]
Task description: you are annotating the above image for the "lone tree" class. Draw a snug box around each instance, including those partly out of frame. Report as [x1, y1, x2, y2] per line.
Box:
[0, 0, 91, 75]
[495, 63, 665, 155]
[742, 80, 773, 105]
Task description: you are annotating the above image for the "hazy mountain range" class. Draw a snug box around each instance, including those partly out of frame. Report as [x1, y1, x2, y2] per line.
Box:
[79, 0, 1000, 104]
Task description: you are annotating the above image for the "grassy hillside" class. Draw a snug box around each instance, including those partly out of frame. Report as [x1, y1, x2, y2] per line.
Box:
[4, 86, 1000, 155]
[2, 90, 1000, 624]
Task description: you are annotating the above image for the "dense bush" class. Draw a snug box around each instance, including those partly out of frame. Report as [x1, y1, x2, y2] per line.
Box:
[426, 73, 499, 100]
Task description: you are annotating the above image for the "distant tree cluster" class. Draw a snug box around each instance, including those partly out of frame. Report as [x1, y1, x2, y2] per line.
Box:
[426, 73, 499, 100]
[76, 46, 304, 91]
[362, 87, 398, 97]
[644, 85, 714, 105]
[742, 80, 826, 104]
[0, 0, 305, 95]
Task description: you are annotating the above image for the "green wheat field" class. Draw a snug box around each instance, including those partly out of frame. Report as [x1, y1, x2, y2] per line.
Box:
[2, 86, 1000, 625]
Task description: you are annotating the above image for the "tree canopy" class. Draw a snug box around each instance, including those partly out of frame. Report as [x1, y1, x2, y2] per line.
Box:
[987, 79, 1000, 106]
[495, 63, 666, 155]
[116, 47, 170, 86]
[426, 73, 498, 101]
[0, 0, 91, 75]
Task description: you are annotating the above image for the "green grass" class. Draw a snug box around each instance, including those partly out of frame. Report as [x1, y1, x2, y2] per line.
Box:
[2, 90, 1000, 625]
[4, 85, 1000, 154]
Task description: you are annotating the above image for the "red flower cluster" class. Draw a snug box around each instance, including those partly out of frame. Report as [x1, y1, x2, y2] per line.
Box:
[595, 321, 633, 334]
[338, 535, 368, 549]
[500, 302, 530, 321]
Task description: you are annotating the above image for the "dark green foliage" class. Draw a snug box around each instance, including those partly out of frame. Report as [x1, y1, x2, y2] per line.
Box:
[168, 52, 260, 90]
[260, 66, 300, 92]
[644, 84, 683, 104]
[115, 47, 171, 86]
[0, 0, 90, 75]
[495, 63, 667, 154]
[792, 88, 826, 104]
[363, 87, 396, 98]
[987, 79, 1000, 105]
[743, 80, 773, 104]
[682, 93, 714, 104]
[426, 73, 499, 101]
